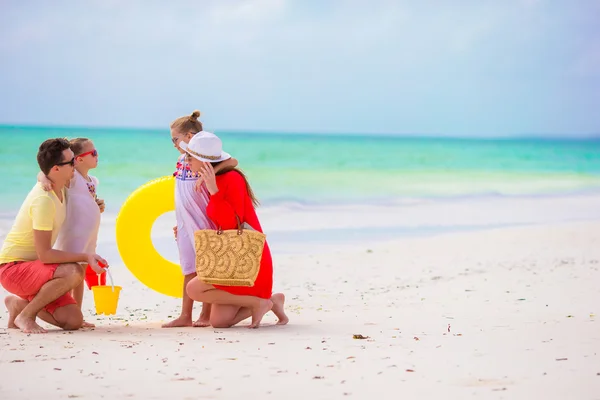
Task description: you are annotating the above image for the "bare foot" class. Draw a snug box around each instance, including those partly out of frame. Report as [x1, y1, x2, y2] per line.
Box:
[249, 299, 273, 329]
[270, 293, 289, 325]
[5, 296, 28, 329]
[162, 315, 193, 328]
[82, 321, 96, 328]
[14, 314, 47, 334]
[193, 313, 210, 327]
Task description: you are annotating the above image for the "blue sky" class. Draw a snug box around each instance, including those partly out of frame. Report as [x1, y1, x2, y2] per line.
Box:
[0, 0, 598, 136]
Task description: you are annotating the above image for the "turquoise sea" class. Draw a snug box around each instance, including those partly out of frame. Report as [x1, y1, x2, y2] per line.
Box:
[1, 125, 599, 214]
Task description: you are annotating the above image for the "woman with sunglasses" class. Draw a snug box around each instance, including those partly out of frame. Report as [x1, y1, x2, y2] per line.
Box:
[38, 138, 105, 328]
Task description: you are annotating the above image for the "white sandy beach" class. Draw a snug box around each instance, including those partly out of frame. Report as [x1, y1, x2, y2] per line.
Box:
[2, 0, 600, 398]
[1, 196, 600, 399]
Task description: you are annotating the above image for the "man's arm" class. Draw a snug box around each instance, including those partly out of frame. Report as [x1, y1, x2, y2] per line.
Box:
[30, 194, 107, 272]
[33, 230, 87, 264]
[33, 230, 107, 273]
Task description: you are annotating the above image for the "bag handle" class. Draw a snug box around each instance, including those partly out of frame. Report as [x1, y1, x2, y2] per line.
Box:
[216, 214, 243, 236]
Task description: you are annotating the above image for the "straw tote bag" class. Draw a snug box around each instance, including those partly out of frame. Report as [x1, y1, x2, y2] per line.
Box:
[194, 215, 266, 286]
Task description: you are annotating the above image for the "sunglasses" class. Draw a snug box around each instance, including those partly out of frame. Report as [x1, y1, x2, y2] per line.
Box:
[78, 149, 98, 158]
[56, 157, 75, 167]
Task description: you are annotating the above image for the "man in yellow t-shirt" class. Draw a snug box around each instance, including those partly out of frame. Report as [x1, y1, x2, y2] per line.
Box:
[0, 138, 108, 334]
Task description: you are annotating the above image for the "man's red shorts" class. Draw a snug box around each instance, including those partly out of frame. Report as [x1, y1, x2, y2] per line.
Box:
[0, 260, 77, 314]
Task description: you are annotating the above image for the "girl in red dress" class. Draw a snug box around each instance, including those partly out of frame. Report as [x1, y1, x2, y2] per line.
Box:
[181, 131, 288, 329]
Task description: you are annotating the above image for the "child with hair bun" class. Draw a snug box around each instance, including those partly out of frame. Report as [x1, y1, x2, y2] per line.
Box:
[163, 110, 238, 328]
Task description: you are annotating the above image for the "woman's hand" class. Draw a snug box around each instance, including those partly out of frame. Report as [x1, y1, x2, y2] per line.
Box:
[200, 162, 218, 195]
[173, 226, 178, 240]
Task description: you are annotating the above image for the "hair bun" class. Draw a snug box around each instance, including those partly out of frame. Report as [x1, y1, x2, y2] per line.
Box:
[190, 110, 201, 120]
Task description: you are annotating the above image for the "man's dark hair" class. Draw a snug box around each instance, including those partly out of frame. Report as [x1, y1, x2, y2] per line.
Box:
[37, 138, 71, 175]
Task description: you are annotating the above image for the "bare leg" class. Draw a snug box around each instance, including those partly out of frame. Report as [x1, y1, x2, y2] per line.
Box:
[162, 274, 196, 328]
[193, 302, 211, 327]
[6, 296, 58, 328]
[5, 296, 27, 328]
[72, 281, 84, 308]
[14, 263, 84, 334]
[71, 281, 94, 328]
[209, 304, 254, 328]
[5, 296, 83, 331]
[270, 293, 289, 325]
[47, 304, 84, 330]
[187, 280, 272, 329]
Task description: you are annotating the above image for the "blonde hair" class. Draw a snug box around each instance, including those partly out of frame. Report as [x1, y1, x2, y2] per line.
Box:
[170, 110, 203, 134]
[69, 137, 91, 156]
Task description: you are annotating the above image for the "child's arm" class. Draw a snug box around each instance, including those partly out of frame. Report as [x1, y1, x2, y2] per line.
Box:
[95, 198, 106, 213]
[37, 171, 54, 191]
[214, 157, 238, 173]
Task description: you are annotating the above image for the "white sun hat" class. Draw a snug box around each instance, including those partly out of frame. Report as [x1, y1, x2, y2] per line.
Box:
[179, 131, 231, 163]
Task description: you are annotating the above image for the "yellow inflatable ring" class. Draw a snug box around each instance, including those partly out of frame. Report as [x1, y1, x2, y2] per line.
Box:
[116, 176, 183, 298]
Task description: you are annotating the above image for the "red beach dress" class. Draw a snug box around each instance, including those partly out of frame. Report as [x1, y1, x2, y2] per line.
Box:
[205, 170, 273, 299]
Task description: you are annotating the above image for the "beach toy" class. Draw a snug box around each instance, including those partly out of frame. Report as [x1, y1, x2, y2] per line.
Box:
[91, 267, 122, 315]
[116, 176, 183, 298]
[84, 262, 106, 289]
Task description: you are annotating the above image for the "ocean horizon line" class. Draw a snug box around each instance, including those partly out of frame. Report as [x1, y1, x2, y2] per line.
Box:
[1, 123, 599, 142]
